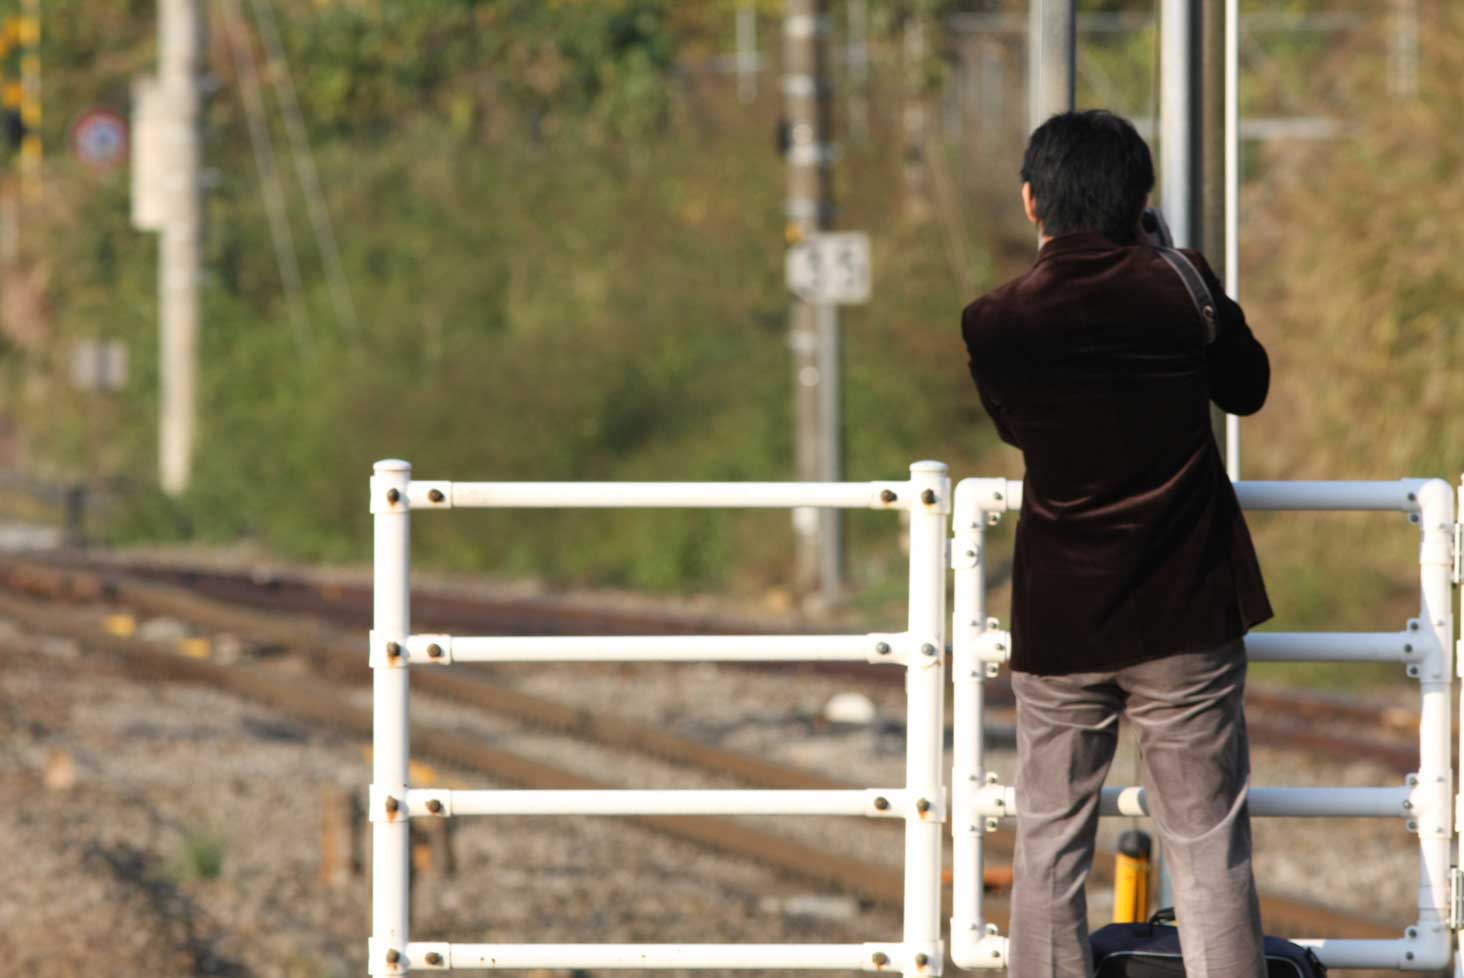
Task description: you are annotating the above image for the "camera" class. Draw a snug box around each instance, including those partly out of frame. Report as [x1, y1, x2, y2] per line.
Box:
[1139, 207, 1174, 248]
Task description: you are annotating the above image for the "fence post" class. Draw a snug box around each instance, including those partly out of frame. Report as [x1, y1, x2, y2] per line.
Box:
[1413, 478, 1455, 967]
[1456, 473, 1464, 974]
[904, 461, 949, 975]
[949, 479, 989, 967]
[371, 459, 412, 975]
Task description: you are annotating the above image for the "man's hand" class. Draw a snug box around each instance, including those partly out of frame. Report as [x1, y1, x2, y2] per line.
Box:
[1138, 207, 1174, 248]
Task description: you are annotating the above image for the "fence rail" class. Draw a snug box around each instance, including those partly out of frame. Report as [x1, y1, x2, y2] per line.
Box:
[369, 459, 950, 978]
[370, 461, 1462, 974]
[949, 475, 1459, 972]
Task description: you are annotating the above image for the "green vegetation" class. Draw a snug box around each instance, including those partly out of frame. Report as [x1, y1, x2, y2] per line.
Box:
[14, 0, 1000, 599]
[170, 826, 225, 883]
[4, 1, 1459, 667]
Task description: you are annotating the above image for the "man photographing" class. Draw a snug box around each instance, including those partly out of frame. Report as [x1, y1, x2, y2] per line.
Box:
[961, 110, 1272, 978]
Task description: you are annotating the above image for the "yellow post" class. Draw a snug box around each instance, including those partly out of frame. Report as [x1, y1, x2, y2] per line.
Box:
[18, 0, 38, 197]
[1112, 828, 1152, 923]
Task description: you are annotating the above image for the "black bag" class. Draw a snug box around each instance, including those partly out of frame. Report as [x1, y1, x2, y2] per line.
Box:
[1090, 908, 1326, 978]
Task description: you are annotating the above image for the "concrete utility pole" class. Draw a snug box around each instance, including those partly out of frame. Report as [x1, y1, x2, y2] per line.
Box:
[157, 0, 204, 496]
[900, 6, 930, 220]
[1027, 0, 1076, 129]
[783, 0, 842, 604]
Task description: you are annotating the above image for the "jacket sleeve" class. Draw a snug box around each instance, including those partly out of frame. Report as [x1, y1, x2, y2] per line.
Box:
[961, 302, 1022, 448]
[1185, 249, 1270, 417]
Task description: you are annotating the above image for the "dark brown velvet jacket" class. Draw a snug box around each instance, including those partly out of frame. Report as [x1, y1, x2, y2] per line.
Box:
[962, 232, 1273, 675]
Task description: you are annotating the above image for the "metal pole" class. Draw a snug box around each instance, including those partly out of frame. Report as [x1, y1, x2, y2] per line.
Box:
[371, 459, 412, 976]
[1413, 480, 1455, 949]
[903, 461, 948, 977]
[1027, 0, 1076, 130]
[1158, 0, 1199, 248]
[1457, 474, 1464, 971]
[158, 0, 203, 496]
[816, 301, 842, 601]
[949, 479, 993, 962]
[1223, 0, 1241, 479]
[1158, 0, 1203, 905]
[784, 0, 841, 603]
[1200, 0, 1231, 464]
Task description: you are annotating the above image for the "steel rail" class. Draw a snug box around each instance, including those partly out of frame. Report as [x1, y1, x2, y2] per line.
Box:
[11, 557, 1418, 781]
[80, 558, 1426, 776]
[0, 559, 1410, 940]
[0, 586, 917, 911]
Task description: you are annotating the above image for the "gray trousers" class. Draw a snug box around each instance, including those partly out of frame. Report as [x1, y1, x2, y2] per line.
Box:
[1008, 640, 1265, 978]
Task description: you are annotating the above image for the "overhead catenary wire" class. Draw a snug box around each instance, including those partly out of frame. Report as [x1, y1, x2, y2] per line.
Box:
[248, 0, 360, 341]
[221, 0, 312, 357]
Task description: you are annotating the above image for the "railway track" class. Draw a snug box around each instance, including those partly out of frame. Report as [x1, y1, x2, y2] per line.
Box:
[0, 555, 1410, 943]
[54, 553, 1423, 776]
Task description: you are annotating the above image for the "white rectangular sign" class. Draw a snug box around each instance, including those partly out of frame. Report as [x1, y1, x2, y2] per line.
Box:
[785, 232, 871, 305]
[70, 340, 129, 391]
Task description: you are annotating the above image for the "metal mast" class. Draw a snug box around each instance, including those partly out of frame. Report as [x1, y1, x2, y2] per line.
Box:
[1158, 0, 1200, 247]
[1027, 0, 1076, 129]
[783, 0, 842, 605]
[1160, 0, 1235, 465]
[1200, 1, 1232, 468]
[1223, 0, 1241, 478]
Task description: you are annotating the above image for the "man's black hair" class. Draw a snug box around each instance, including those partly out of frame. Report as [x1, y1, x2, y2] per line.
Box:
[1020, 110, 1155, 245]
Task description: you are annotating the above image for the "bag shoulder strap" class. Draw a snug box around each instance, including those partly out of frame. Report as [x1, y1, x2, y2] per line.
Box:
[1154, 246, 1219, 345]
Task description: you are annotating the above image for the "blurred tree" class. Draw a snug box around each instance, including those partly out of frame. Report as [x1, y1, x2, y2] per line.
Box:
[264, 0, 685, 142]
[1248, 1, 1463, 482]
[8, 0, 1444, 638]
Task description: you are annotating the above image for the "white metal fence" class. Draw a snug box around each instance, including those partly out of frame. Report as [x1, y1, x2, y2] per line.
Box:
[371, 460, 1463, 974]
[369, 459, 952, 976]
[950, 477, 1460, 972]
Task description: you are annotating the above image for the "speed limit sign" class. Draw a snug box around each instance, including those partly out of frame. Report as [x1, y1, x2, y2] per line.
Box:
[785, 232, 872, 305]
